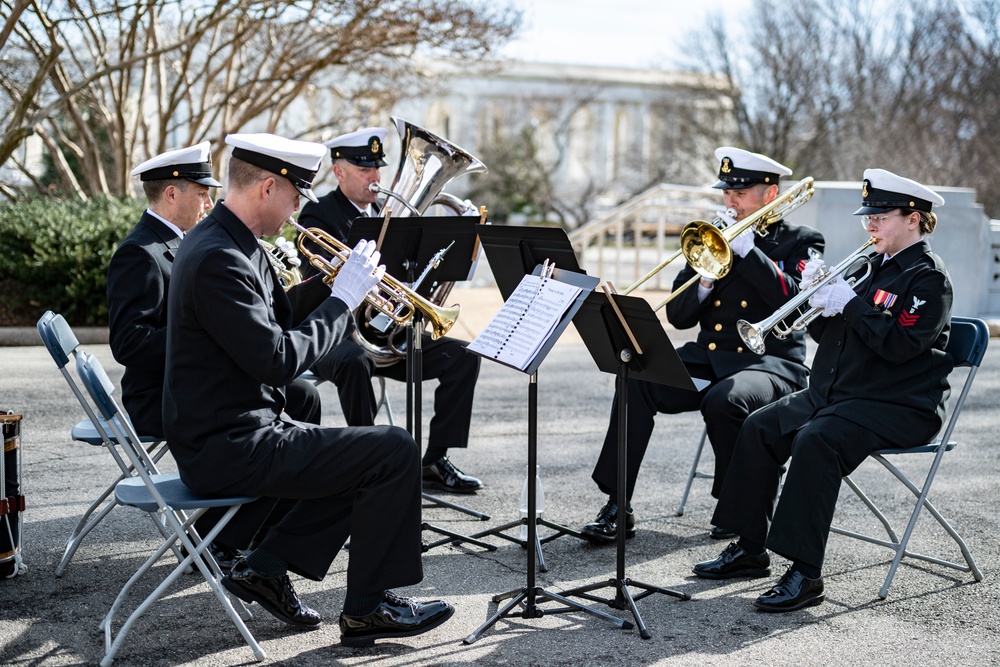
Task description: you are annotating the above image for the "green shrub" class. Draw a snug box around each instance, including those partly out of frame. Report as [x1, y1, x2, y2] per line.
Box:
[0, 196, 144, 326]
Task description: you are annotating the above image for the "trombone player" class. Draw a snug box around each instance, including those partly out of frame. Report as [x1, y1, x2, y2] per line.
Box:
[582, 147, 825, 543]
[693, 169, 952, 612]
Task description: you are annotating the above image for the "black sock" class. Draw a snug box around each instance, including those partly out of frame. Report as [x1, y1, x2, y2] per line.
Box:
[244, 548, 287, 578]
[736, 538, 766, 556]
[791, 561, 822, 579]
[343, 590, 385, 616]
[423, 447, 447, 465]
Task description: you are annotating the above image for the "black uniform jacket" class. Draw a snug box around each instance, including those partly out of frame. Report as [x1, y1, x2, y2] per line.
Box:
[297, 188, 375, 278]
[777, 238, 953, 444]
[163, 203, 347, 493]
[666, 220, 825, 387]
[106, 212, 180, 436]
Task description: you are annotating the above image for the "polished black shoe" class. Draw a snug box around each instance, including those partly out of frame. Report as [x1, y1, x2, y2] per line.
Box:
[710, 525, 737, 540]
[339, 591, 455, 647]
[422, 456, 483, 494]
[693, 542, 771, 580]
[753, 567, 825, 612]
[580, 498, 636, 544]
[210, 542, 242, 573]
[222, 558, 321, 630]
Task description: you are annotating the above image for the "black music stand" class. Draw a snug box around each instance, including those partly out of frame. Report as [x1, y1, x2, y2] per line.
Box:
[349, 216, 495, 552]
[465, 226, 591, 570]
[559, 290, 696, 638]
[464, 263, 630, 644]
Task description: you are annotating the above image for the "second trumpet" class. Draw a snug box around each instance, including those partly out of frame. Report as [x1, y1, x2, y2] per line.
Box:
[288, 219, 460, 340]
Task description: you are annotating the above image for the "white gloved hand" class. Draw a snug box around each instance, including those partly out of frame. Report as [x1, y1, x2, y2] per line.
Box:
[715, 208, 738, 229]
[730, 226, 755, 258]
[799, 257, 826, 289]
[462, 199, 479, 216]
[330, 239, 385, 310]
[807, 274, 855, 316]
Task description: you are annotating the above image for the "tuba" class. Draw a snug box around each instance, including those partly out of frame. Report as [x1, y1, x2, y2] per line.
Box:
[356, 117, 488, 366]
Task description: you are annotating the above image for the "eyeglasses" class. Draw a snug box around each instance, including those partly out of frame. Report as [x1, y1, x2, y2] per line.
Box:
[860, 212, 902, 229]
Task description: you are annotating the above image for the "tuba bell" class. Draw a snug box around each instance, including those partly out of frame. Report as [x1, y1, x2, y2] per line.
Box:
[355, 118, 488, 366]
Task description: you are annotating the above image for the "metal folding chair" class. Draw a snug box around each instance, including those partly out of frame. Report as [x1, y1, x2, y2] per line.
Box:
[300, 370, 395, 425]
[36, 311, 172, 576]
[831, 316, 988, 598]
[74, 351, 265, 666]
[675, 425, 712, 517]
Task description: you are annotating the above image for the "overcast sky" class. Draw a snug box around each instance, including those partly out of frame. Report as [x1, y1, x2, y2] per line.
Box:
[499, 0, 752, 70]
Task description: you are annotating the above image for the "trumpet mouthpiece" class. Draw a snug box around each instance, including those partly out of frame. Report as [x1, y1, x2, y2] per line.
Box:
[368, 183, 380, 194]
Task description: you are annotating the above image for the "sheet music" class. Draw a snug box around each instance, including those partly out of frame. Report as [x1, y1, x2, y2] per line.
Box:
[469, 272, 582, 371]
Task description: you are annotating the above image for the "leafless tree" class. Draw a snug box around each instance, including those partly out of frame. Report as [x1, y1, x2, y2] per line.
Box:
[675, 0, 1000, 216]
[0, 0, 520, 200]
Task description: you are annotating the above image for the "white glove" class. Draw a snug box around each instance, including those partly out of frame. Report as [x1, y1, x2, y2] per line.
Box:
[330, 240, 385, 310]
[799, 257, 826, 289]
[696, 276, 715, 302]
[808, 274, 855, 316]
[462, 199, 479, 216]
[715, 208, 738, 229]
[730, 227, 755, 258]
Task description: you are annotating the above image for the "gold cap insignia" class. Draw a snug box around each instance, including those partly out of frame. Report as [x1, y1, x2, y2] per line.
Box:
[720, 157, 732, 174]
[862, 181, 869, 198]
[371, 138, 380, 154]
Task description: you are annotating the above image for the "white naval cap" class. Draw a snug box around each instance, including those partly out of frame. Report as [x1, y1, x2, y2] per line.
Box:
[713, 146, 793, 190]
[225, 133, 327, 203]
[854, 168, 945, 215]
[130, 141, 222, 187]
[323, 127, 388, 167]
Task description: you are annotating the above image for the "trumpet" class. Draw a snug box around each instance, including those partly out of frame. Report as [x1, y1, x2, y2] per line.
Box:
[736, 237, 878, 355]
[288, 219, 460, 340]
[259, 237, 302, 290]
[621, 177, 815, 310]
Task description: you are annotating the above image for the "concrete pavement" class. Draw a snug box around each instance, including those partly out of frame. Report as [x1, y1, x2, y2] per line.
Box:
[1, 285, 998, 666]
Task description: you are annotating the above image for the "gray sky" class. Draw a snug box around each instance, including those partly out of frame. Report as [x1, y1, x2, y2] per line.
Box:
[500, 0, 751, 69]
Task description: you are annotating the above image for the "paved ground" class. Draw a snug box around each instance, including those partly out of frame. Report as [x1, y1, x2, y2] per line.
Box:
[1, 286, 998, 666]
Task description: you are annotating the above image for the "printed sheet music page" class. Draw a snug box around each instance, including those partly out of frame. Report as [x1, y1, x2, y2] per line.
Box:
[468, 273, 583, 371]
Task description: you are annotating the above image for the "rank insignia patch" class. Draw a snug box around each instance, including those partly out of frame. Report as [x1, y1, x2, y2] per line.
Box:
[797, 259, 807, 272]
[898, 310, 920, 327]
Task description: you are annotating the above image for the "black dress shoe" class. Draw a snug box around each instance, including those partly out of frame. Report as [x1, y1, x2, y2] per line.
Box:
[693, 542, 771, 579]
[753, 568, 825, 613]
[339, 591, 455, 647]
[422, 456, 483, 494]
[210, 542, 241, 573]
[580, 497, 636, 544]
[710, 525, 737, 540]
[222, 558, 322, 630]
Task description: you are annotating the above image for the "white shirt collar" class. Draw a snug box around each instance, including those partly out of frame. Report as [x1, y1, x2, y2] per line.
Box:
[146, 209, 184, 239]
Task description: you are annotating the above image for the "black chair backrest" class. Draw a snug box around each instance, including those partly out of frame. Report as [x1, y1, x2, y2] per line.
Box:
[945, 316, 989, 369]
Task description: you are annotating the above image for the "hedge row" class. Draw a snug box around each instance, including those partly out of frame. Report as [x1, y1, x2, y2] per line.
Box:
[0, 197, 144, 327]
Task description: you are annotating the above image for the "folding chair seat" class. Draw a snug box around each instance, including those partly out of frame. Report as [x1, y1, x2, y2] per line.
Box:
[675, 425, 712, 516]
[36, 311, 171, 576]
[831, 316, 988, 598]
[74, 351, 265, 666]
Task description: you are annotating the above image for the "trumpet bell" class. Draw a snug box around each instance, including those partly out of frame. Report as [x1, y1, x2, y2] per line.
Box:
[736, 319, 767, 355]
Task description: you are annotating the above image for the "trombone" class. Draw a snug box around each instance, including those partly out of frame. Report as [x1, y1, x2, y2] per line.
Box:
[287, 219, 460, 340]
[736, 237, 878, 355]
[621, 177, 815, 310]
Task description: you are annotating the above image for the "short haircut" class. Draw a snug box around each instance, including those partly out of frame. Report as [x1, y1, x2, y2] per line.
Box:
[227, 156, 270, 191]
[142, 178, 187, 203]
